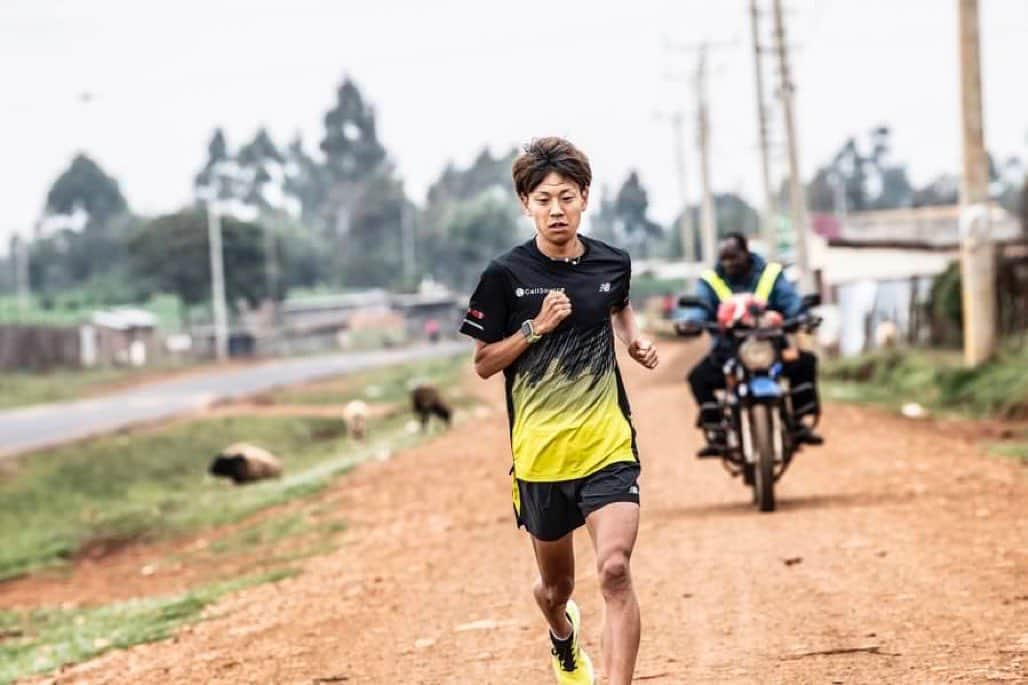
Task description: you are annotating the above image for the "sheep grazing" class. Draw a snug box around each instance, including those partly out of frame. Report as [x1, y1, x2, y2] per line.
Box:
[411, 384, 452, 431]
[342, 399, 369, 440]
[209, 443, 282, 485]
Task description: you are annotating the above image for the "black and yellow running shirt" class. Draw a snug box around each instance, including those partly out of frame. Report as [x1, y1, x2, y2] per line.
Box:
[460, 235, 638, 483]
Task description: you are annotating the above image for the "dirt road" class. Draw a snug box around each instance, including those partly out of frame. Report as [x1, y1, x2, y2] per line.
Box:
[35, 340, 1027, 684]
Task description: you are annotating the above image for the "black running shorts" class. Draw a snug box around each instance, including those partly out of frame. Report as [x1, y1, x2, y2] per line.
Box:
[514, 461, 641, 541]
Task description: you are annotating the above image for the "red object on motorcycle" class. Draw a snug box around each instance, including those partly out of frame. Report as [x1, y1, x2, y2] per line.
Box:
[717, 294, 764, 329]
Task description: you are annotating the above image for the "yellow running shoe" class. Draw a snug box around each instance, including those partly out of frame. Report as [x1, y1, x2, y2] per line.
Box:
[549, 599, 595, 684]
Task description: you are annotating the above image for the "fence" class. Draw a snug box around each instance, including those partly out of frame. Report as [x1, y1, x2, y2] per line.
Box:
[0, 324, 81, 371]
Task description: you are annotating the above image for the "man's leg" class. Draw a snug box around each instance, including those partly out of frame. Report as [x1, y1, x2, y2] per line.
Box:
[783, 350, 823, 443]
[585, 502, 640, 685]
[687, 354, 727, 454]
[530, 533, 575, 640]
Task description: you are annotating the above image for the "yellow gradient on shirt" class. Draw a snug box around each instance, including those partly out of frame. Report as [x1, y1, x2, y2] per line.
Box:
[511, 360, 635, 482]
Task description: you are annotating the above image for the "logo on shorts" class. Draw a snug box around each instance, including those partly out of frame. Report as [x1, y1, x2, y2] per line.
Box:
[628, 485, 639, 495]
[599, 282, 611, 292]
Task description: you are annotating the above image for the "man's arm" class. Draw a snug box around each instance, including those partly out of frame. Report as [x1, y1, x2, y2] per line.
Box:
[472, 290, 571, 379]
[768, 273, 803, 318]
[611, 303, 658, 369]
[472, 334, 532, 380]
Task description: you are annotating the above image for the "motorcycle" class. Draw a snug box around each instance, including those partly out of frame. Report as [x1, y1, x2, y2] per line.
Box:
[676, 293, 822, 512]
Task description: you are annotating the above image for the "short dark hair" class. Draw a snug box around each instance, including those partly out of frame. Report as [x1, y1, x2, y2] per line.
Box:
[511, 137, 591, 198]
[722, 232, 749, 253]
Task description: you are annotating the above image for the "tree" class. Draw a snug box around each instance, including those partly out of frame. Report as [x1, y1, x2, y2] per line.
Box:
[237, 128, 286, 214]
[419, 146, 522, 289]
[283, 133, 329, 227]
[666, 193, 760, 259]
[912, 173, 960, 207]
[320, 78, 386, 183]
[30, 154, 133, 295]
[612, 171, 662, 257]
[445, 192, 522, 291]
[336, 169, 409, 288]
[128, 210, 276, 327]
[805, 126, 913, 214]
[45, 154, 128, 234]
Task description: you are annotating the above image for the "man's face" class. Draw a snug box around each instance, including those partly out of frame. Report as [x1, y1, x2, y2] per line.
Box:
[520, 171, 588, 246]
[718, 240, 749, 279]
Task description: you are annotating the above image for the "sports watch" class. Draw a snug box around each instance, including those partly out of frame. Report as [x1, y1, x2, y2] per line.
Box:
[520, 319, 542, 343]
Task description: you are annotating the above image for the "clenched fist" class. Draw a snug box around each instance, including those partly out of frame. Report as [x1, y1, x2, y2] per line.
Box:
[532, 290, 572, 335]
[628, 338, 659, 369]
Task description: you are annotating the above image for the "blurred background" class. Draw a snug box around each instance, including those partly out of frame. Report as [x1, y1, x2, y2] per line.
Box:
[0, 0, 1024, 371]
[0, 3, 1026, 681]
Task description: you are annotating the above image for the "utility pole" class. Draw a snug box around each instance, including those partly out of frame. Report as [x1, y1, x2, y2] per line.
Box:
[749, 0, 777, 259]
[13, 235, 30, 314]
[772, 0, 811, 288]
[400, 183, 416, 286]
[206, 200, 229, 361]
[263, 221, 280, 326]
[696, 45, 718, 263]
[957, 0, 996, 365]
[670, 111, 696, 262]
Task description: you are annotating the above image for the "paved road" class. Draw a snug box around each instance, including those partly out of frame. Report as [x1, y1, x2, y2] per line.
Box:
[0, 341, 469, 459]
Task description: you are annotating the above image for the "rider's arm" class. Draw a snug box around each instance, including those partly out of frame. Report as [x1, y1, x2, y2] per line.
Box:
[768, 272, 803, 317]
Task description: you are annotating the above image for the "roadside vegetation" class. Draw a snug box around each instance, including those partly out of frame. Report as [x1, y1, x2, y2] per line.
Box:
[0, 569, 297, 685]
[823, 343, 1028, 464]
[822, 342, 1028, 419]
[0, 353, 473, 683]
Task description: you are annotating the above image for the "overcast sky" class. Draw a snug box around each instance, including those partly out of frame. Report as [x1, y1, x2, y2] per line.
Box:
[1, 0, 1025, 252]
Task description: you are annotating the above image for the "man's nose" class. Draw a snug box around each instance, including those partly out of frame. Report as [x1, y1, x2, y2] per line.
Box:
[549, 199, 563, 215]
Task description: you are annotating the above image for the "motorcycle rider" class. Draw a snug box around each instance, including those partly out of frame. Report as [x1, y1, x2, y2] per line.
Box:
[675, 232, 823, 457]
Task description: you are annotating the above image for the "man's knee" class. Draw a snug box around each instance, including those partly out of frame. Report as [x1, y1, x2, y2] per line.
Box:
[597, 551, 632, 598]
[536, 575, 574, 608]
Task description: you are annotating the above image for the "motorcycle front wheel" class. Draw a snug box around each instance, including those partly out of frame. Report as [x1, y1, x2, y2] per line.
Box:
[749, 404, 776, 512]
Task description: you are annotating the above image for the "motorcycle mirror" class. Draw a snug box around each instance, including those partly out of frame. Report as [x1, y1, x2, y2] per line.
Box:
[677, 295, 714, 315]
[801, 293, 821, 309]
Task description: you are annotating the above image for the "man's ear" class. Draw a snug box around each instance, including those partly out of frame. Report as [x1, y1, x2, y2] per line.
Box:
[581, 187, 589, 212]
[519, 194, 531, 216]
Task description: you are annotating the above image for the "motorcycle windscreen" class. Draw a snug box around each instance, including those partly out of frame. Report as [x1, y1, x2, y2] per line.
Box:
[748, 376, 782, 398]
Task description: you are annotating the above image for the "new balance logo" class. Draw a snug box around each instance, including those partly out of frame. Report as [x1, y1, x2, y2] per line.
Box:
[599, 282, 611, 292]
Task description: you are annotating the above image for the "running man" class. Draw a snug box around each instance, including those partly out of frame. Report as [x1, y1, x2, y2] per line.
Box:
[460, 137, 658, 685]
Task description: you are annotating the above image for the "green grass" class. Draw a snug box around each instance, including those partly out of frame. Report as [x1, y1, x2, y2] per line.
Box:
[0, 568, 298, 685]
[0, 354, 470, 582]
[208, 512, 311, 555]
[0, 361, 200, 410]
[0, 415, 351, 581]
[987, 441, 1028, 464]
[270, 352, 469, 406]
[822, 343, 1028, 419]
[0, 294, 181, 330]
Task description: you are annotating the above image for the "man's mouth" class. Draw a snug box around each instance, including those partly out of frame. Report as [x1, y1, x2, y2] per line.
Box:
[549, 221, 568, 229]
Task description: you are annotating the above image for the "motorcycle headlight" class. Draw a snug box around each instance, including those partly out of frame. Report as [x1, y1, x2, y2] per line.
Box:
[739, 338, 776, 370]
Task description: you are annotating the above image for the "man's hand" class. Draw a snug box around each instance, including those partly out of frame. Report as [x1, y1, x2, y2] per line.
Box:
[532, 290, 572, 334]
[628, 338, 659, 369]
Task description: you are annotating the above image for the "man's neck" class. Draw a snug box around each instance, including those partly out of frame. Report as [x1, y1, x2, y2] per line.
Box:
[535, 234, 584, 260]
